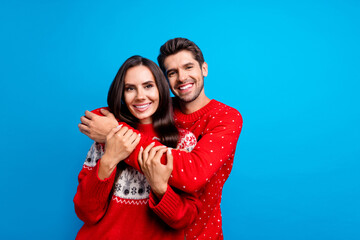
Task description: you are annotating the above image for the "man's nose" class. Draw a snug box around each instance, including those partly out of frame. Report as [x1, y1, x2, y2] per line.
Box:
[178, 69, 187, 81]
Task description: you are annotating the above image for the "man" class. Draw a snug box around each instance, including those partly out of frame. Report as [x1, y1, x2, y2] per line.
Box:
[79, 38, 243, 239]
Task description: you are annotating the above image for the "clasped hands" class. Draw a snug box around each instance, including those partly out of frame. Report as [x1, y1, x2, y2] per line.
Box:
[79, 109, 173, 198]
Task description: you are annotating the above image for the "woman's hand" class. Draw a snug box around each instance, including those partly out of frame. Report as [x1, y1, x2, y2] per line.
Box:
[138, 143, 173, 200]
[98, 125, 141, 180]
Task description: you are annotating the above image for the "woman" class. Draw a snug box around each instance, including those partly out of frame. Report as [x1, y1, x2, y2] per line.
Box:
[74, 56, 200, 239]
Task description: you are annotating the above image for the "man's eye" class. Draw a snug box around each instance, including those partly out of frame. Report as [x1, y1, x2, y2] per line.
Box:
[168, 72, 175, 77]
[186, 66, 192, 69]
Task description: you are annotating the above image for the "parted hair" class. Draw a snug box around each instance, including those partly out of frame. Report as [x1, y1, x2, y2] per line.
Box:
[157, 37, 205, 74]
[107, 55, 179, 148]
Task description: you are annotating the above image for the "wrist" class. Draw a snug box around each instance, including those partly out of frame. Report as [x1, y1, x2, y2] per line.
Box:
[152, 184, 168, 200]
[98, 155, 117, 180]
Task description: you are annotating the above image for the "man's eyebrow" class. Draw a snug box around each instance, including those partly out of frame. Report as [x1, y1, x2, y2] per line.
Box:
[166, 68, 176, 74]
[166, 62, 194, 73]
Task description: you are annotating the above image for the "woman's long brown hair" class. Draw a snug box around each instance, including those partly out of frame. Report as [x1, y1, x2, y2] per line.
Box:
[107, 55, 179, 148]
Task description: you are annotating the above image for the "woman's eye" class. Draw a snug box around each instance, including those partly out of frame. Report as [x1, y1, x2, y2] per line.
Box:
[125, 87, 134, 91]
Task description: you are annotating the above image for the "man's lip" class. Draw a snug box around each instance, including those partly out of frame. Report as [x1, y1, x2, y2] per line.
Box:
[178, 83, 194, 91]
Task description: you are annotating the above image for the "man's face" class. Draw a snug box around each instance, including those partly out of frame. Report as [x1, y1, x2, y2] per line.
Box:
[164, 50, 208, 103]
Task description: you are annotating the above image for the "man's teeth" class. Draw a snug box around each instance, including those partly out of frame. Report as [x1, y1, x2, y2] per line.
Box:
[135, 103, 150, 109]
[180, 84, 192, 90]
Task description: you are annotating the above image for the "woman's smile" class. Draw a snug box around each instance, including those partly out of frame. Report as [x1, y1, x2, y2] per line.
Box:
[124, 65, 160, 124]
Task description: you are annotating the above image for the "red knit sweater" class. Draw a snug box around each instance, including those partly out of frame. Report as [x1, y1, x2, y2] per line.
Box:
[125, 99, 243, 239]
[74, 122, 201, 240]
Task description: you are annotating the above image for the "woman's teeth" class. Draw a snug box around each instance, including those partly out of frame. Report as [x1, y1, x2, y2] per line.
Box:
[135, 103, 150, 109]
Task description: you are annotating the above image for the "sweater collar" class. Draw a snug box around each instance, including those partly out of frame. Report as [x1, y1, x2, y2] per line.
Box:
[174, 99, 218, 122]
[136, 123, 157, 137]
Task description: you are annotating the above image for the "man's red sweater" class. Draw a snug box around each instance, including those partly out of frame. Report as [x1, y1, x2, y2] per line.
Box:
[125, 99, 243, 239]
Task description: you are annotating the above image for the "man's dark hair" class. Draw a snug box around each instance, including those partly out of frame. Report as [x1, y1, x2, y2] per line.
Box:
[157, 37, 205, 73]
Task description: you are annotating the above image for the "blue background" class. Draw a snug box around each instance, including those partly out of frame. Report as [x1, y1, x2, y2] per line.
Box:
[1, 0, 359, 239]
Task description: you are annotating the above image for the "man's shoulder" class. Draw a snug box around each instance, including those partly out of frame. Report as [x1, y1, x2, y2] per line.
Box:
[208, 100, 243, 136]
[172, 98, 242, 124]
[210, 100, 242, 118]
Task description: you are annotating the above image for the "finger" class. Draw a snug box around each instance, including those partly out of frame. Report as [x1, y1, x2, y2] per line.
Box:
[178, 148, 189, 152]
[153, 148, 168, 162]
[143, 142, 155, 155]
[127, 132, 138, 145]
[148, 145, 167, 163]
[143, 142, 155, 163]
[80, 116, 91, 126]
[166, 148, 173, 170]
[138, 146, 144, 171]
[78, 123, 90, 134]
[107, 124, 123, 140]
[84, 110, 96, 120]
[100, 108, 115, 119]
[100, 108, 109, 116]
[131, 133, 141, 146]
[122, 128, 135, 140]
[114, 126, 128, 138]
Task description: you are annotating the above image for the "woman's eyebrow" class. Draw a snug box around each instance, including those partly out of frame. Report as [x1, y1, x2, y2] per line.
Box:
[142, 80, 155, 85]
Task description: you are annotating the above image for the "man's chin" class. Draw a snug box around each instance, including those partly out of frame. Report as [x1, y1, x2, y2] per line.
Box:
[176, 90, 203, 104]
[177, 95, 197, 103]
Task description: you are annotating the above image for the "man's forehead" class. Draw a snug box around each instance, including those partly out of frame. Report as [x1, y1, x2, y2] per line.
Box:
[164, 50, 198, 69]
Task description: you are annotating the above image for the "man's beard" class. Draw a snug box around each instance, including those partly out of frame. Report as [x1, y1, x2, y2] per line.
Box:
[176, 79, 204, 103]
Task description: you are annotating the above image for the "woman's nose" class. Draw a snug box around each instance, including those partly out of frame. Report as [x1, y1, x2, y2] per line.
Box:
[136, 88, 146, 99]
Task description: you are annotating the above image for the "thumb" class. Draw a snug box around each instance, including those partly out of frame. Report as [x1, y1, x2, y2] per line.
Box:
[166, 148, 173, 170]
[100, 108, 111, 116]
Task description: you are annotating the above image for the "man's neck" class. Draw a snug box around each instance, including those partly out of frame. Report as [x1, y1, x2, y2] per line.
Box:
[178, 95, 211, 115]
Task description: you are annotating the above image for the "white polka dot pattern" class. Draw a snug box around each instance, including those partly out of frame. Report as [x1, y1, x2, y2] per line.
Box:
[170, 100, 243, 239]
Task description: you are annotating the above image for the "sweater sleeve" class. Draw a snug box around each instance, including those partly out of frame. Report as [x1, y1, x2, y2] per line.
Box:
[125, 108, 243, 193]
[149, 185, 201, 230]
[148, 129, 199, 229]
[73, 142, 117, 225]
[169, 109, 243, 192]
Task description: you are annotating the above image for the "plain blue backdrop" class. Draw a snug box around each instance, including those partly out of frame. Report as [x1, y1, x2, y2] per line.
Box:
[1, 0, 359, 239]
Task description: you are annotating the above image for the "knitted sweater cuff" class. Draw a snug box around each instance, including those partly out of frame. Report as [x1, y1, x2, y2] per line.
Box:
[149, 185, 180, 221]
[86, 159, 116, 200]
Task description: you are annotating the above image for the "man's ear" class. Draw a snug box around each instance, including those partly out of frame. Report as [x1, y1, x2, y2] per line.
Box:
[202, 62, 208, 77]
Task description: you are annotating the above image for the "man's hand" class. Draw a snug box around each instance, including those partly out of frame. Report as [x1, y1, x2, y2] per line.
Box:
[78, 108, 118, 143]
[98, 125, 141, 180]
[138, 144, 173, 200]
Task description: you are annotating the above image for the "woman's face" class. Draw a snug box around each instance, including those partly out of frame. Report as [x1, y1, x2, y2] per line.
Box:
[123, 65, 160, 124]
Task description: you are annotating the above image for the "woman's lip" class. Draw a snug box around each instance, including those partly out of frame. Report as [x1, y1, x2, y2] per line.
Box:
[133, 103, 151, 112]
